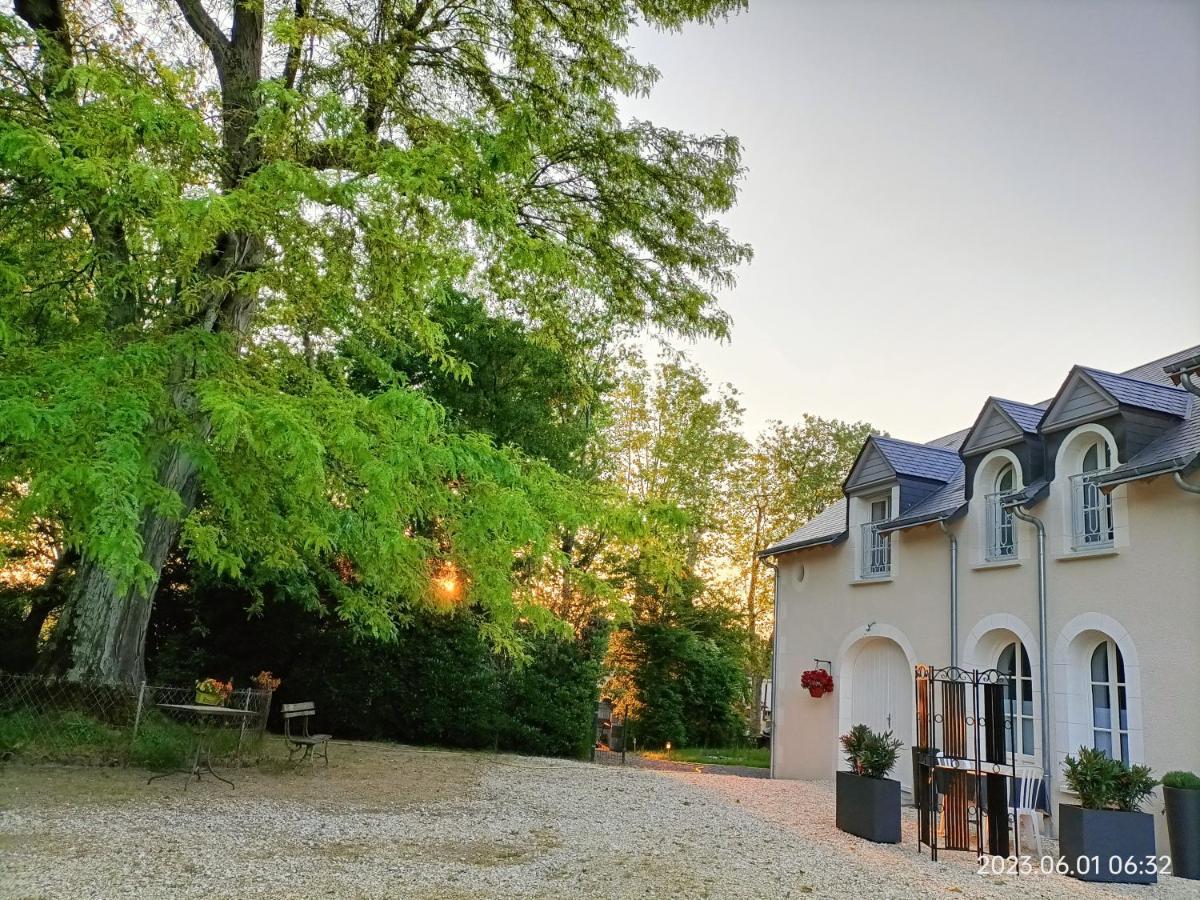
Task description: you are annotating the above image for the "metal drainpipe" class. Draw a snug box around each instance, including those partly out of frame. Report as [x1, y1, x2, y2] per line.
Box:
[1179, 370, 1200, 398]
[938, 521, 959, 668]
[1174, 472, 1200, 494]
[762, 556, 780, 780]
[1007, 502, 1053, 811]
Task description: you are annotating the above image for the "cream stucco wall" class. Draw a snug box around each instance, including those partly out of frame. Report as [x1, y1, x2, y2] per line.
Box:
[772, 463, 1200, 846]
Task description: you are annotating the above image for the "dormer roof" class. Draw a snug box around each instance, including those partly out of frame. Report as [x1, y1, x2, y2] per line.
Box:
[1039, 365, 1191, 433]
[843, 435, 961, 494]
[960, 396, 1043, 456]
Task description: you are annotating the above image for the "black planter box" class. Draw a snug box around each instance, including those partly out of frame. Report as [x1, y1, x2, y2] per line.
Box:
[1165, 786, 1200, 880]
[836, 771, 901, 843]
[1058, 804, 1157, 884]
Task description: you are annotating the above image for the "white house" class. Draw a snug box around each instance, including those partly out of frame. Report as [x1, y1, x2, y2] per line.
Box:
[761, 345, 1200, 841]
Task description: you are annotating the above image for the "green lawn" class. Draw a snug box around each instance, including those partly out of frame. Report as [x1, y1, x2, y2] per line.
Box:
[640, 746, 770, 768]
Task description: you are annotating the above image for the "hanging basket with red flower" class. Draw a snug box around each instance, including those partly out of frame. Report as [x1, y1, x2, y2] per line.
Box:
[801, 669, 834, 698]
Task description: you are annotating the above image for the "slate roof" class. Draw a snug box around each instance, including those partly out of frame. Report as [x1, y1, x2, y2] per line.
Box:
[1098, 410, 1200, 486]
[872, 436, 963, 482]
[877, 467, 966, 533]
[759, 499, 848, 555]
[759, 344, 1200, 558]
[994, 398, 1044, 433]
[1082, 367, 1193, 418]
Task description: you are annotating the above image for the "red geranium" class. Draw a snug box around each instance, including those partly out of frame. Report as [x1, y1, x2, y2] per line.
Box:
[801, 669, 834, 695]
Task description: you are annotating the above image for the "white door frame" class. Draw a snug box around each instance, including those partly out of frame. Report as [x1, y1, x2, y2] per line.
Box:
[835, 623, 918, 786]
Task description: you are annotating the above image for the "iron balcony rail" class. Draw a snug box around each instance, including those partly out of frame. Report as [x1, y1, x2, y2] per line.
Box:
[985, 492, 1017, 561]
[860, 522, 891, 578]
[1070, 470, 1114, 550]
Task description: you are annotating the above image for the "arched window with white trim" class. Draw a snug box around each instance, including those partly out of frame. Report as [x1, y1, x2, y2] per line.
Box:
[1073, 438, 1114, 549]
[986, 464, 1017, 560]
[998, 640, 1034, 757]
[1090, 639, 1129, 763]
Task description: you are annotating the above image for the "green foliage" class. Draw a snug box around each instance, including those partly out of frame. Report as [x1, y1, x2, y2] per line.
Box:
[840, 724, 903, 779]
[1163, 770, 1200, 791]
[0, 0, 751, 676]
[146, 580, 606, 759]
[1063, 746, 1158, 811]
[0, 710, 125, 763]
[616, 601, 748, 749]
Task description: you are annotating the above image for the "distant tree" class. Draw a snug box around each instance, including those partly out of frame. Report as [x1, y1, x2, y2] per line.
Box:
[724, 417, 876, 731]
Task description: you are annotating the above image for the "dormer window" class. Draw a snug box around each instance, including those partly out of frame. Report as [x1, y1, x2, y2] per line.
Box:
[986, 464, 1017, 560]
[1072, 438, 1113, 550]
[860, 495, 892, 578]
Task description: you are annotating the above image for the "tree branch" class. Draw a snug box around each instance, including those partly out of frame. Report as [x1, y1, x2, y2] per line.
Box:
[172, 0, 230, 71]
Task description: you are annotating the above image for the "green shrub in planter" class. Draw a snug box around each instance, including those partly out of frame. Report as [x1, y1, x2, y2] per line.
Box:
[1163, 771, 1200, 880]
[836, 724, 904, 843]
[1060, 747, 1159, 884]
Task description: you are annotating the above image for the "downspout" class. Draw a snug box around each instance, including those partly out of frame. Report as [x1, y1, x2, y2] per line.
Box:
[762, 556, 780, 780]
[1174, 472, 1200, 494]
[1007, 501, 1053, 810]
[938, 521, 959, 667]
[1178, 370, 1200, 398]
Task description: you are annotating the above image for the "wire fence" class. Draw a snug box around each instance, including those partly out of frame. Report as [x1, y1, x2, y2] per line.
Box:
[591, 713, 630, 765]
[0, 672, 272, 769]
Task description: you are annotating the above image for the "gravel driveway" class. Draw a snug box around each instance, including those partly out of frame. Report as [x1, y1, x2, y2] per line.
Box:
[2, 741, 1197, 899]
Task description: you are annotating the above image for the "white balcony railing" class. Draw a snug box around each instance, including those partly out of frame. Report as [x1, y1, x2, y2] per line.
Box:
[985, 492, 1017, 561]
[860, 522, 891, 578]
[1071, 471, 1114, 550]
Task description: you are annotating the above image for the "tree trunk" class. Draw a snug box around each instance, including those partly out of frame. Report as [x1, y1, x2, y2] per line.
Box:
[58, 439, 205, 684]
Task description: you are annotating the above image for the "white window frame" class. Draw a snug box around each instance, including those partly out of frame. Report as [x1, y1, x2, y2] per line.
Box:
[1071, 438, 1114, 551]
[1090, 639, 1130, 764]
[860, 494, 892, 579]
[985, 464, 1017, 561]
[998, 640, 1035, 760]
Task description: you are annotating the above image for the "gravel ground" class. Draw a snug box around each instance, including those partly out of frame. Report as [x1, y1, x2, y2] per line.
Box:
[2, 741, 1197, 900]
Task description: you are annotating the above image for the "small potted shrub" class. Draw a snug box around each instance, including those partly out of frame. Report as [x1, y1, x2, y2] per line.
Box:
[195, 677, 233, 706]
[1060, 747, 1158, 884]
[1163, 770, 1200, 880]
[836, 724, 903, 843]
[801, 669, 834, 698]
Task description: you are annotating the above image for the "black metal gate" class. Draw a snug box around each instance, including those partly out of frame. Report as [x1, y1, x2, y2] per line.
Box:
[913, 665, 1020, 865]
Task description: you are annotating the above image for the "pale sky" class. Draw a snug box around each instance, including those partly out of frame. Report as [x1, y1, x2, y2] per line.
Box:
[624, 0, 1200, 442]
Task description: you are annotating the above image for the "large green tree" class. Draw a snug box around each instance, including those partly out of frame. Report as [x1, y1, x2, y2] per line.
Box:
[0, 0, 749, 683]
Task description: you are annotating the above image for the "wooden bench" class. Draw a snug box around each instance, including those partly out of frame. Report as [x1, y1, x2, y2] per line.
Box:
[281, 702, 331, 767]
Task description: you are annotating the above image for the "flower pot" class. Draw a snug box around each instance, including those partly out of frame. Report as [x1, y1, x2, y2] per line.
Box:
[1058, 804, 1157, 884]
[836, 770, 901, 843]
[808, 686, 826, 698]
[195, 689, 224, 706]
[1165, 786, 1200, 880]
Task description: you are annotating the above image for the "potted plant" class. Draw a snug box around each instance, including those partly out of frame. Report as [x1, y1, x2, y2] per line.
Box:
[801, 669, 834, 698]
[1060, 747, 1158, 884]
[836, 724, 904, 843]
[1163, 770, 1200, 880]
[251, 670, 282, 693]
[195, 677, 233, 706]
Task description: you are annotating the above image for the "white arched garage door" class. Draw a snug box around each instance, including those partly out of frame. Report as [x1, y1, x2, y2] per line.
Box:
[849, 637, 914, 789]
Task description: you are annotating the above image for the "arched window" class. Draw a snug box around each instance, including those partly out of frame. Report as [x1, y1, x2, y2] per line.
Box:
[1073, 438, 1114, 549]
[998, 641, 1034, 756]
[1090, 640, 1129, 762]
[987, 464, 1017, 560]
